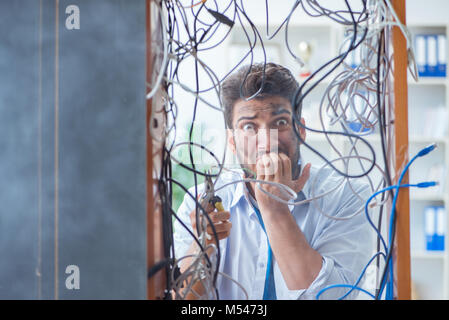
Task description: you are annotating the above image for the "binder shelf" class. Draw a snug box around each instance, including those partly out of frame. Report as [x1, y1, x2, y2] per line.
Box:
[408, 23, 449, 300]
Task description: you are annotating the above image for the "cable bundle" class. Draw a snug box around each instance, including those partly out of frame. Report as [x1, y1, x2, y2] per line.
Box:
[146, 0, 433, 300]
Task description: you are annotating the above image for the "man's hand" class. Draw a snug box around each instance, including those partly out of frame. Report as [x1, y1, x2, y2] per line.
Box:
[189, 197, 232, 247]
[177, 197, 231, 300]
[253, 153, 322, 290]
[254, 152, 311, 214]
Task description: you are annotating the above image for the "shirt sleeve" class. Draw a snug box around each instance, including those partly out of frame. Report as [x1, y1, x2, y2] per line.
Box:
[290, 183, 374, 300]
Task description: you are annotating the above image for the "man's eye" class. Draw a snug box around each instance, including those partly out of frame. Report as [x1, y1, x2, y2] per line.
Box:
[242, 123, 256, 132]
[275, 119, 288, 127]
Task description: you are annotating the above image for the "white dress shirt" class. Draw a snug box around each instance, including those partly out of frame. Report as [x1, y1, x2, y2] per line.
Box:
[173, 165, 373, 300]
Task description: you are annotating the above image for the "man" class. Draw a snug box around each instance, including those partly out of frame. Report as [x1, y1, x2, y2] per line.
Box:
[173, 62, 372, 300]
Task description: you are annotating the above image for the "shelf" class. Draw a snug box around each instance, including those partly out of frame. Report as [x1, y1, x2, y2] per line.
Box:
[409, 136, 448, 144]
[407, 22, 448, 28]
[410, 193, 446, 202]
[408, 77, 447, 86]
[411, 251, 445, 260]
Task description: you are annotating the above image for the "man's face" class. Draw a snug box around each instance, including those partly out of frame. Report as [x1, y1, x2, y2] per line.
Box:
[227, 95, 306, 179]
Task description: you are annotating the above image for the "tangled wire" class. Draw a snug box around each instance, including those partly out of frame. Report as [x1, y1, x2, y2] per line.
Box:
[146, 0, 423, 300]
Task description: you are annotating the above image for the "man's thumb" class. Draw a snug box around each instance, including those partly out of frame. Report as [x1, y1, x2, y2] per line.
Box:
[292, 163, 311, 193]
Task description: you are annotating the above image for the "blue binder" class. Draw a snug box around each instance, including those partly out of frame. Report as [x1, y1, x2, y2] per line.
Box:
[415, 34, 447, 77]
[425, 206, 446, 251]
[437, 34, 447, 77]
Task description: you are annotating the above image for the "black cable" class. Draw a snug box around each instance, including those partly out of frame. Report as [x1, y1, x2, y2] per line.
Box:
[291, 0, 376, 179]
[150, 0, 399, 301]
[168, 177, 221, 298]
[235, 0, 267, 102]
[375, 25, 398, 300]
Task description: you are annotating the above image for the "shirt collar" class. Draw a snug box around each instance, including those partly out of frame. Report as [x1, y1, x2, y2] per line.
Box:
[226, 170, 258, 217]
[228, 170, 247, 209]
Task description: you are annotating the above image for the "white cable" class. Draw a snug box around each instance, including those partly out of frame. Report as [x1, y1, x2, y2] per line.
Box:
[146, 2, 169, 100]
[164, 0, 411, 300]
[213, 177, 297, 201]
[308, 156, 388, 221]
[218, 271, 249, 300]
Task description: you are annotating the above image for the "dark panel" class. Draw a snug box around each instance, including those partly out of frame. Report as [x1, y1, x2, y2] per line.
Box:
[0, 0, 146, 299]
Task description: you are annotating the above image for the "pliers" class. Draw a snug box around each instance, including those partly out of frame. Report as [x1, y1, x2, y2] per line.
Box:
[200, 170, 224, 213]
[197, 170, 224, 243]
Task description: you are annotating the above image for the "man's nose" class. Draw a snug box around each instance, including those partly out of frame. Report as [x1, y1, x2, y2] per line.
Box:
[257, 128, 278, 154]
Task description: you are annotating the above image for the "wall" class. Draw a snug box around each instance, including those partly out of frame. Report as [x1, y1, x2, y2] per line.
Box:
[0, 0, 147, 299]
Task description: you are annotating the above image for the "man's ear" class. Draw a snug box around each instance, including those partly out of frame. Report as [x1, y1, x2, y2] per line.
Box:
[227, 128, 237, 155]
[295, 117, 306, 143]
[300, 118, 306, 142]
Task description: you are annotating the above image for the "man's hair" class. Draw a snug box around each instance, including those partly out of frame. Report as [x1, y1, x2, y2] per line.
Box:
[220, 62, 300, 128]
